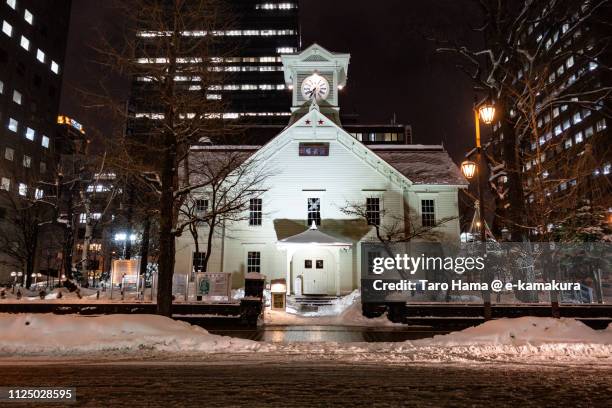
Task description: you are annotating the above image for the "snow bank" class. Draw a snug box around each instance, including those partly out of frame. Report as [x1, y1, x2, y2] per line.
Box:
[415, 317, 612, 346]
[0, 314, 266, 356]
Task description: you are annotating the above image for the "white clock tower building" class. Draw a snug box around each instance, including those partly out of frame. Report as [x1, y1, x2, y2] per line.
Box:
[281, 43, 350, 125]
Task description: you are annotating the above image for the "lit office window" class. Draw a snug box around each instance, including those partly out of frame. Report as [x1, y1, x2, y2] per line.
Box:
[6, 0, 16, 10]
[34, 188, 43, 199]
[12, 90, 22, 105]
[18, 183, 27, 196]
[1, 177, 10, 191]
[36, 49, 45, 63]
[8, 118, 18, 132]
[0, 80, 3, 93]
[4, 147, 14, 161]
[20, 35, 30, 51]
[41, 135, 49, 148]
[24, 9, 33, 24]
[2, 20, 12, 37]
[22, 154, 31, 168]
[25, 127, 35, 141]
[51, 61, 59, 74]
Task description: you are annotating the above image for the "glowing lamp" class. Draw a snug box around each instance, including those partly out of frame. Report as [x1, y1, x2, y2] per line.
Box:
[478, 103, 496, 125]
[461, 160, 477, 179]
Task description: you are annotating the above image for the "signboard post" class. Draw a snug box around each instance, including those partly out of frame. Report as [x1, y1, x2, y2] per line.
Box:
[196, 272, 231, 302]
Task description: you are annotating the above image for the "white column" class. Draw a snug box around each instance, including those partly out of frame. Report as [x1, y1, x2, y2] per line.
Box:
[335, 247, 341, 296]
[285, 247, 294, 295]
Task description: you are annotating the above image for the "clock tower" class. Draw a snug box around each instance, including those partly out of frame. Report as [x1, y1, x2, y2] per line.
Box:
[281, 43, 350, 124]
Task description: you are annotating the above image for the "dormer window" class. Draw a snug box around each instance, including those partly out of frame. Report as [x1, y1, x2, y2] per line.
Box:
[299, 142, 329, 156]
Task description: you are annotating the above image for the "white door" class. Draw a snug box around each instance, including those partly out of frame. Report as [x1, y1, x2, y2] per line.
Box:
[302, 258, 327, 294]
[294, 249, 335, 295]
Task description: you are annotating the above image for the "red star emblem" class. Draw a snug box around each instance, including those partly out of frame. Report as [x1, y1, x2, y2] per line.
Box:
[305, 120, 311, 125]
[318, 120, 324, 125]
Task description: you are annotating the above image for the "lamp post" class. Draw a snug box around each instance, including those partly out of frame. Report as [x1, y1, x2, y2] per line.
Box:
[462, 101, 495, 320]
[462, 101, 496, 242]
[10, 271, 17, 293]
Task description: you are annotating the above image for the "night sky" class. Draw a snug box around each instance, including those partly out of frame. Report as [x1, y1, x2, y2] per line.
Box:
[60, 0, 483, 162]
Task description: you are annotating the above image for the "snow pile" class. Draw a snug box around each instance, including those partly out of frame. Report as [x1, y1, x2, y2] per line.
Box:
[0, 314, 266, 356]
[405, 317, 612, 362]
[416, 317, 611, 346]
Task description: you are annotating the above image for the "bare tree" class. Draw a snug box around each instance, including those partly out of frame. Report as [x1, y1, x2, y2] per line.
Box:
[177, 148, 271, 273]
[437, 0, 612, 241]
[0, 190, 52, 288]
[90, 0, 239, 315]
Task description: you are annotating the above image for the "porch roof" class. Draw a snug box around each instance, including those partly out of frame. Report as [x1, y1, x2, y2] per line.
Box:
[277, 222, 352, 247]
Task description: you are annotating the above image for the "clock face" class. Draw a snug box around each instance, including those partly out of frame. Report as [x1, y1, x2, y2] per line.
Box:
[301, 73, 330, 101]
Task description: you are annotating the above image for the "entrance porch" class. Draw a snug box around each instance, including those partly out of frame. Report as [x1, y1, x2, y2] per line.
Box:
[277, 222, 352, 296]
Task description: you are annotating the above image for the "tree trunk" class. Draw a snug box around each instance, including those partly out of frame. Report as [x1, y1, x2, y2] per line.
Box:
[156, 151, 176, 316]
[124, 184, 135, 259]
[139, 217, 151, 279]
[500, 100, 527, 241]
[202, 216, 216, 273]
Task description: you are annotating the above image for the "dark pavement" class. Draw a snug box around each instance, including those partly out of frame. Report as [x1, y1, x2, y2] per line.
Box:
[208, 324, 451, 342]
[1, 362, 610, 407]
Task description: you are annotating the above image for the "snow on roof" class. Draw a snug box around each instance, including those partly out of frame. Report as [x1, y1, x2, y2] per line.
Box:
[369, 145, 468, 186]
[278, 224, 352, 246]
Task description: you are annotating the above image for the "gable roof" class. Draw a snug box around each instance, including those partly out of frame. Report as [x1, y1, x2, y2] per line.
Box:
[368, 145, 468, 186]
[193, 110, 467, 188]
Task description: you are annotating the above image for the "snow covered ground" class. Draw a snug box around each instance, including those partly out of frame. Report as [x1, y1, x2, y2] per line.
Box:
[0, 314, 609, 365]
[265, 290, 402, 327]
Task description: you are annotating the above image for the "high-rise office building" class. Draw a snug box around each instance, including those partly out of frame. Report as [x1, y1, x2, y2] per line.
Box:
[129, 0, 300, 134]
[0, 0, 72, 281]
[486, 2, 611, 236]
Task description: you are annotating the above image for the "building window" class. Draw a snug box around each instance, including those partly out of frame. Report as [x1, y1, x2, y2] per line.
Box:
[307, 198, 321, 226]
[12, 90, 21, 104]
[366, 197, 381, 226]
[40, 161, 46, 173]
[195, 198, 208, 213]
[20, 35, 30, 51]
[596, 119, 607, 132]
[2, 20, 12, 37]
[25, 127, 35, 141]
[23, 9, 33, 25]
[192, 252, 206, 272]
[0, 80, 3, 93]
[304, 260, 312, 268]
[36, 49, 45, 63]
[247, 251, 261, 273]
[316, 260, 324, 269]
[79, 213, 87, 223]
[249, 198, 262, 226]
[51, 61, 59, 74]
[575, 131, 583, 144]
[299, 142, 329, 156]
[421, 199, 435, 227]
[1, 177, 10, 191]
[4, 147, 14, 161]
[18, 183, 27, 196]
[8, 118, 18, 132]
[41, 135, 49, 148]
[34, 188, 43, 199]
[7, 0, 16, 10]
[22, 155, 31, 168]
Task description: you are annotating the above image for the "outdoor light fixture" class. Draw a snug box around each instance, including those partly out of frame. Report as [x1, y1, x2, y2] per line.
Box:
[478, 103, 496, 125]
[461, 160, 477, 179]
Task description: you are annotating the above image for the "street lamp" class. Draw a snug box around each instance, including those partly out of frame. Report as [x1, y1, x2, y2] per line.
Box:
[461, 160, 477, 179]
[478, 104, 496, 125]
[465, 100, 495, 320]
